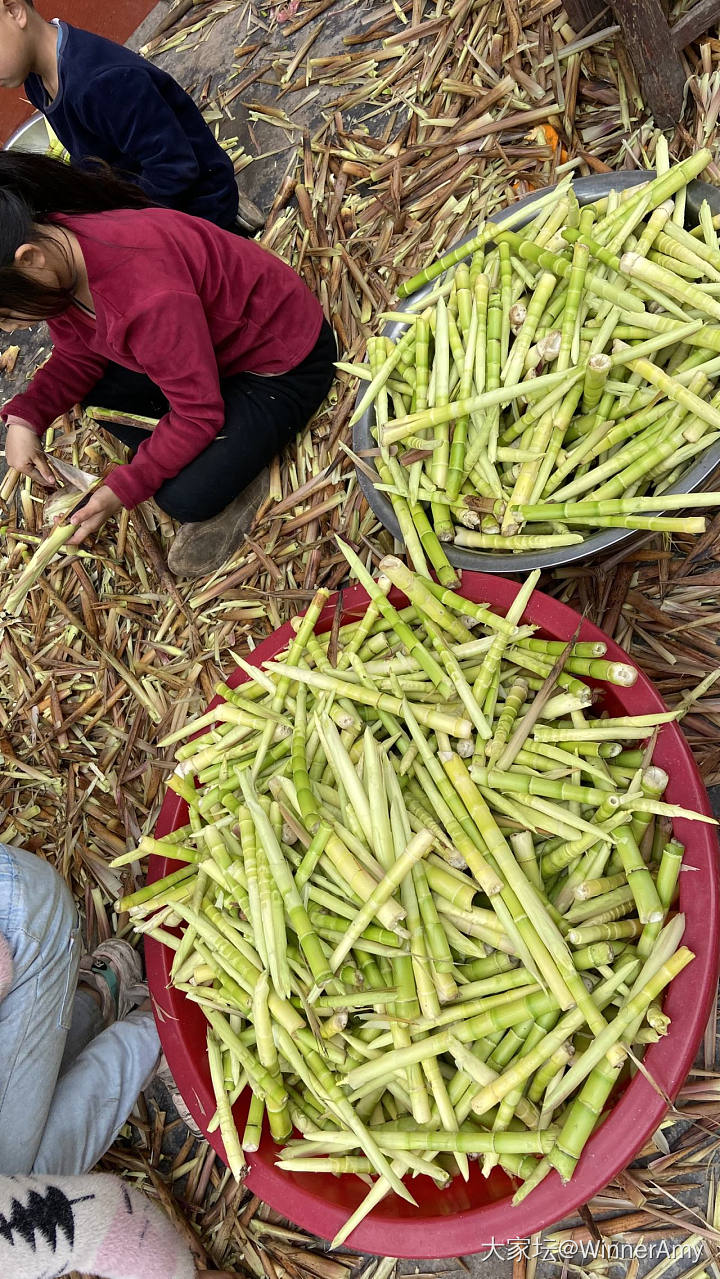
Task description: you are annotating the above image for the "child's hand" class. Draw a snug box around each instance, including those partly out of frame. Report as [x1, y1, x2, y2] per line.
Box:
[5, 418, 55, 487]
[68, 484, 123, 544]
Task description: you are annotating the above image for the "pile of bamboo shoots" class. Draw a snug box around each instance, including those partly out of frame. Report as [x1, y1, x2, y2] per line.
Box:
[114, 551, 711, 1245]
[349, 147, 720, 578]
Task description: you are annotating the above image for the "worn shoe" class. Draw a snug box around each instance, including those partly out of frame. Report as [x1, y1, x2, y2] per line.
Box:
[154, 1055, 204, 1138]
[236, 192, 265, 234]
[77, 938, 147, 1027]
[167, 468, 270, 579]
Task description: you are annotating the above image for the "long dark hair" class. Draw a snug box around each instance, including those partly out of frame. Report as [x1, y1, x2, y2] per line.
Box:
[0, 151, 149, 319]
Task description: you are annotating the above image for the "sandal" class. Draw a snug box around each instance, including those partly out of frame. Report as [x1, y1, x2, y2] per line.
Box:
[154, 1055, 204, 1139]
[77, 938, 147, 1026]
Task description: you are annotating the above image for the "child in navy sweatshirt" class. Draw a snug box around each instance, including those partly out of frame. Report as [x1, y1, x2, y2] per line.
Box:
[0, 0, 262, 231]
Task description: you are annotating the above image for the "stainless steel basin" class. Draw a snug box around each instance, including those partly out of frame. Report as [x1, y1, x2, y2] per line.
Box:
[353, 172, 720, 574]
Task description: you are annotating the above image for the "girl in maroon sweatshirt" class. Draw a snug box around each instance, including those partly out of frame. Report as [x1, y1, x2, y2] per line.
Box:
[0, 153, 335, 576]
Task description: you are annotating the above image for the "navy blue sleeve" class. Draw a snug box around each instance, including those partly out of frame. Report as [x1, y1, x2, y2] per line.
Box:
[83, 67, 202, 205]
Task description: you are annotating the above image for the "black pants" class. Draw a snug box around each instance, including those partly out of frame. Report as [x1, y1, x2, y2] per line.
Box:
[82, 318, 336, 523]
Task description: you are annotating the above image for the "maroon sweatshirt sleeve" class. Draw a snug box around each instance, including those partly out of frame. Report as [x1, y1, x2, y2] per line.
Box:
[2, 329, 108, 434]
[103, 291, 227, 508]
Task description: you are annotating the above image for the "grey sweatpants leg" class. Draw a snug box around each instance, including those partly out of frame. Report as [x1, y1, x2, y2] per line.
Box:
[0, 844, 160, 1175]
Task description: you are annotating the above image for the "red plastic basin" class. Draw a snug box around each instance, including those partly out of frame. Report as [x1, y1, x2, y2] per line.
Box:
[145, 572, 720, 1257]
